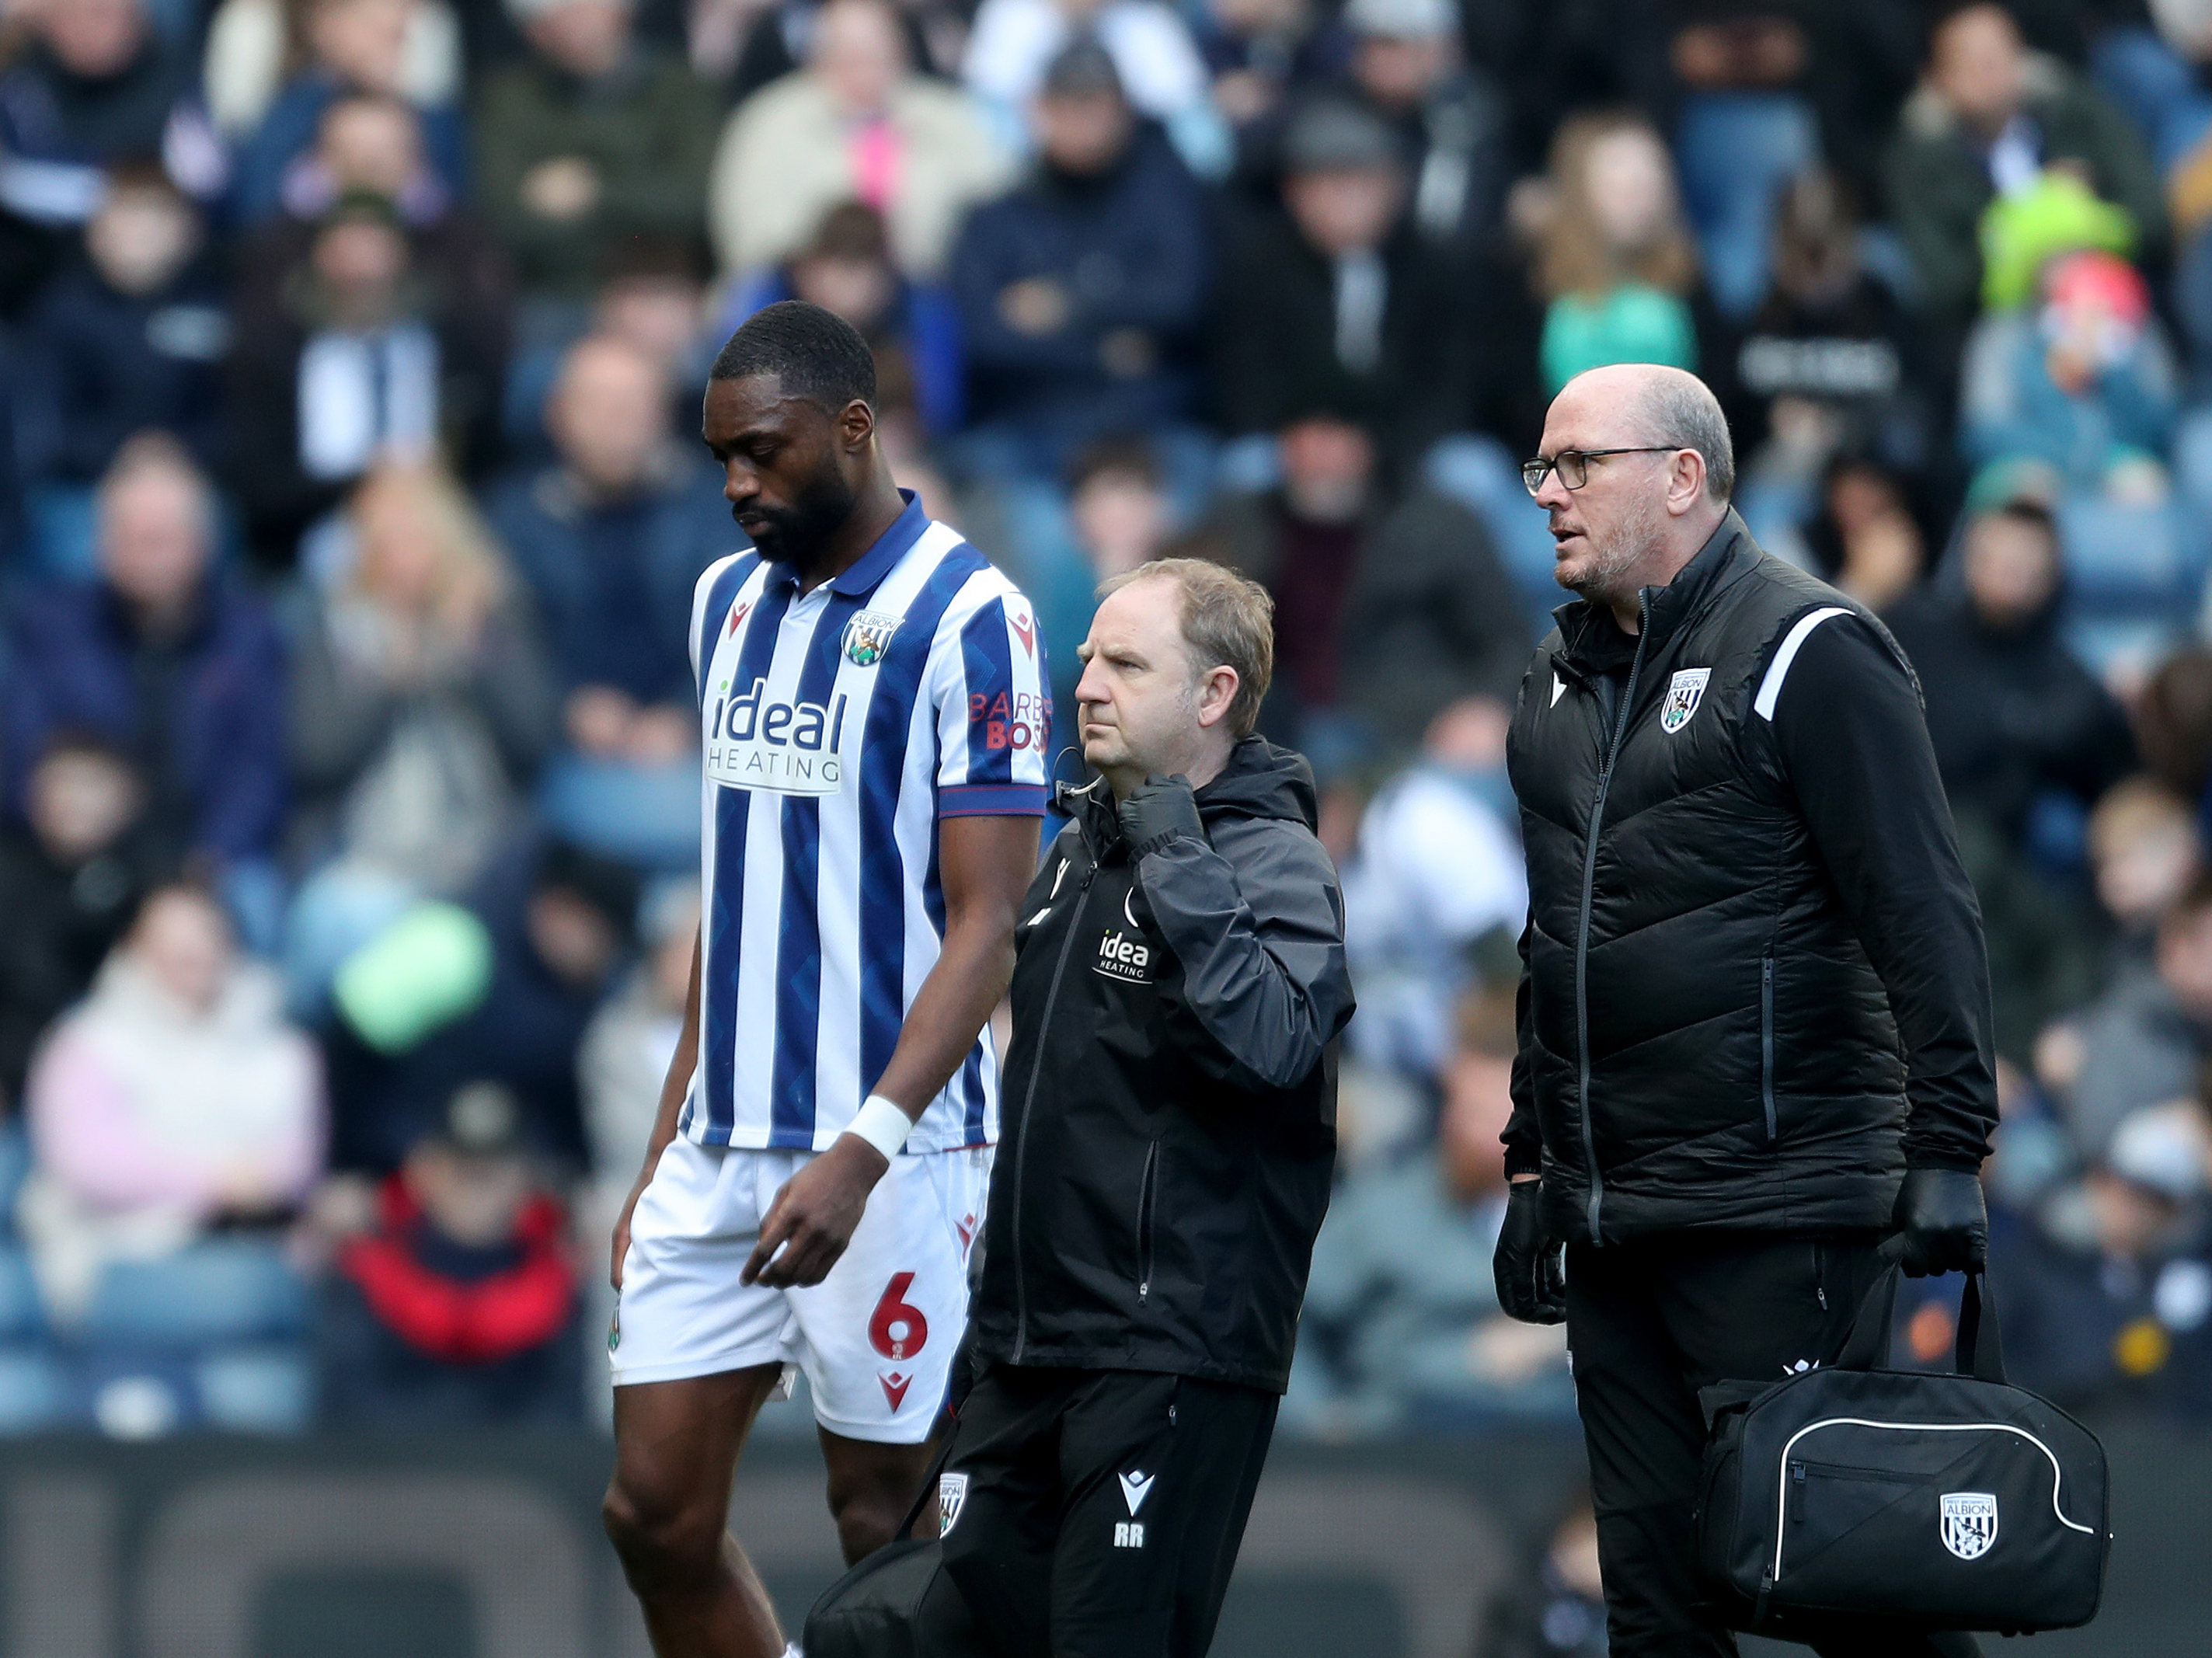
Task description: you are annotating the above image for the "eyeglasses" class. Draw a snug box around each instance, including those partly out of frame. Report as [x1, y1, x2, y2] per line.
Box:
[1521, 448, 1680, 496]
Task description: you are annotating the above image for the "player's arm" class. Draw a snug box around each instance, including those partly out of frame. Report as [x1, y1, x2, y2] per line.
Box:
[611, 925, 702, 1290]
[743, 813, 1038, 1288]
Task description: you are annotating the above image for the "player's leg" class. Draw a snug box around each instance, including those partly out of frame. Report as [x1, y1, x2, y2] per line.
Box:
[792, 1144, 989, 1558]
[817, 1425, 940, 1563]
[604, 1365, 791, 1658]
[1043, 1370, 1279, 1658]
[601, 1141, 809, 1658]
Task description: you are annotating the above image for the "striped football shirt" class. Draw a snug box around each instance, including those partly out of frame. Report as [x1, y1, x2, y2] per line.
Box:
[681, 493, 1050, 1151]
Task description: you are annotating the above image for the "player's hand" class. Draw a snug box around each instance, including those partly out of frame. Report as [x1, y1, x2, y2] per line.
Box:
[1119, 774, 1203, 859]
[1893, 1166, 1987, 1277]
[742, 1134, 889, 1288]
[611, 1166, 653, 1291]
[1493, 1179, 1567, 1324]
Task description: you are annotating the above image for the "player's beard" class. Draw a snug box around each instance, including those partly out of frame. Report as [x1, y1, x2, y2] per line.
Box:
[1554, 489, 1667, 610]
[743, 460, 859, 568]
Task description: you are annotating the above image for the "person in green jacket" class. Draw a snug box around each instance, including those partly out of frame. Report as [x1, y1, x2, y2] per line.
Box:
[475, 0, 721, 303]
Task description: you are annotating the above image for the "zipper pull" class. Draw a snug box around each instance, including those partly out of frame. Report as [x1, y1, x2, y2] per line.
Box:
[1137, 1280, 1149, 1302]
[1790, 1461, 1806, 1522]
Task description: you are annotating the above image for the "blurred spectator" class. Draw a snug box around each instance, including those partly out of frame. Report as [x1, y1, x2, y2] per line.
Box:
[284, 462, 557, 994]
[2071, 872, 2212, 1158]
[319, 1079, 582, 1423]
[325, 838, 638, 1169]
[0, 738, 165, 1109]
[1338, 0, 1505, 249]
[1960, 249, 2179, 498]
[0, 0, 225, 313]
[962, 0, 1227, 179]
[1883, 2, 2164, 333]
[1339, 694, 1524, 1078]
[226, 191, 506, 565]
[228, 0, 471, 226]
[236, 89, 511, 308]
[1886, 498, 2135, 844]
[1292, 990, 1572, 1435]
[18, 885, 322, 1320]
[204, 0, 463, 138]
[1194, 0, 1348, 177]
[950, 40, 1208, 475]
[1212, 97, 1470, 472]
[2089, 777, 2201, 970]
[2134, 646, 2212, 812]
[475, 0, 719, 304]
[710, 0, 1011, 283]
[708, 0, 951, 105]
[579, 880, 696, 1192]
[1791, 452, 1927, 613]
[1481, 1489, 1608, 1658]
[13, 165, 228, 496]
[1732, 169, 1929, 488]
[729, 202, 963, 441]
[1204, 407, 1527, 760]
[484, 334, 728, 869]
[1992, 1100, 2212, 1417]
[1527, 110, 1723, 400]
[5, 438, 288, 872]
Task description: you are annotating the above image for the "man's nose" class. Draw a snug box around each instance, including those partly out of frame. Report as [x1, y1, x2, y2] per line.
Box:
[723, 462, 759, 502]
[1533, 471, 1571, 511]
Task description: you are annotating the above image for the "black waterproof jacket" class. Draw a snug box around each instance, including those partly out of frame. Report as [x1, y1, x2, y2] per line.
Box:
[1506, 512, 1997, 1246]
[967, 738, 1353, 1394]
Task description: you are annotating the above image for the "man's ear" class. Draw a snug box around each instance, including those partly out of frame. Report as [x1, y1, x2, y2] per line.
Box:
[1194, 665, 1240, 730]
[838, 397, 876, 451]
[1665, 448, 1708, 517]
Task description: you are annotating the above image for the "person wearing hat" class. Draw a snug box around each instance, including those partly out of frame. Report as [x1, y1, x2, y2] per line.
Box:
[1212, 95, 1473, 476]
[950, 37, 1210, 477]
[1339, 0, 1504, 247]
[320, 1079, 586, 1424]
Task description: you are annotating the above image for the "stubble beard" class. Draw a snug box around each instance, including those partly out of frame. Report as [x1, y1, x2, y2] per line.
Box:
[744, 462, 860, 568]
[1555, 489, 1667, 612]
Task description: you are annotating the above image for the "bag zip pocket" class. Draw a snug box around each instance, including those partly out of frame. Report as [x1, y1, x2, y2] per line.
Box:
[1771, 1419, 2100, 1587]
[1760, 948, 1777, 1143]
[1135, 1141, 1160, 1304]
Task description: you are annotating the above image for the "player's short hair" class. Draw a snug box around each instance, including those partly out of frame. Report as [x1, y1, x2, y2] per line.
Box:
[709, 300, 877, 414]
[1099, 558, 1274, 737]
[1635, 371, 1735, 503]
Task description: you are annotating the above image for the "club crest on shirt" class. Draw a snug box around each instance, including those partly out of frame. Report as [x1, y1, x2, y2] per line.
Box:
[1660, 667, 1711, 734]
[842, 610, 904, 667]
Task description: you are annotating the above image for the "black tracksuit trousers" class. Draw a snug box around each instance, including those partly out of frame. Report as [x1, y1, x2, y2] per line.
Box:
[1566, 1231, 1984, 1658]
[935, 1363, 1278, 1658]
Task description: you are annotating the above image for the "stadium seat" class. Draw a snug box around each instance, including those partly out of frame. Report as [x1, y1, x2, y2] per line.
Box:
[79, 1241, 309, 1349]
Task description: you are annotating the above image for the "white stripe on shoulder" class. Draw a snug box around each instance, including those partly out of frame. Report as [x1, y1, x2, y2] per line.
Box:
[1754, 606, 1851, 722]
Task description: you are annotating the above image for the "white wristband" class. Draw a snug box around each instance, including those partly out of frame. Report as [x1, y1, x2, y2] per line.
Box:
[845, 1093, 914, 1161]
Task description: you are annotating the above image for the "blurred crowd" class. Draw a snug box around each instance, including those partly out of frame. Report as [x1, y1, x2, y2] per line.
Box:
[3, 0, 2212, 1463]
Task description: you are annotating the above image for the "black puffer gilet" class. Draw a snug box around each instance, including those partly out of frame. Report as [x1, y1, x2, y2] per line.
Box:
[1507, 513, 1912, 1245]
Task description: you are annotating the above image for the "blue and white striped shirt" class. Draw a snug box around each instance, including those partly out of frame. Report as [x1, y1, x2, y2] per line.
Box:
[681, 494, 1050, 1151]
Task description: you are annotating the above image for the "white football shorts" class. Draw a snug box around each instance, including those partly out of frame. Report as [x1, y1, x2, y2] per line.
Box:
[610, 1137, 991, 1444]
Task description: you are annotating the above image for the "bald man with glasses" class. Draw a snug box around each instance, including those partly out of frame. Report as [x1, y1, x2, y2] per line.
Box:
[1496, 364, 1996, 1658]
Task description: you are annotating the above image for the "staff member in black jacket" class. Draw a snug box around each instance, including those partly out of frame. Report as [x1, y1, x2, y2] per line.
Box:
[940, 557, 1353, 1658]
[1496, 364, 1997, 1658]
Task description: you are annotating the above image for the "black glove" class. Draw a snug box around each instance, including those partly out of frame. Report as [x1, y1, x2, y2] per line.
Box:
[1493, 1179, 1567, 1324]
[1893, 1167, 1988, 1277]
[1119, 774, 1204, 859]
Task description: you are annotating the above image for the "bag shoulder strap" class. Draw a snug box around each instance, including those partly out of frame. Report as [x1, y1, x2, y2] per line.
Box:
[1835, 1250, 1900, 1371]
[1954, 1269, 2008, 1385]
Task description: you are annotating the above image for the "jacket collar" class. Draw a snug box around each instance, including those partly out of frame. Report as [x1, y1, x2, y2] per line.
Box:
[1552, 507, 1757, 671]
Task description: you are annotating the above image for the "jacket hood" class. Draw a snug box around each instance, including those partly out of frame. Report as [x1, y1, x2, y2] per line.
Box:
[1053, 737, 1320, 847]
